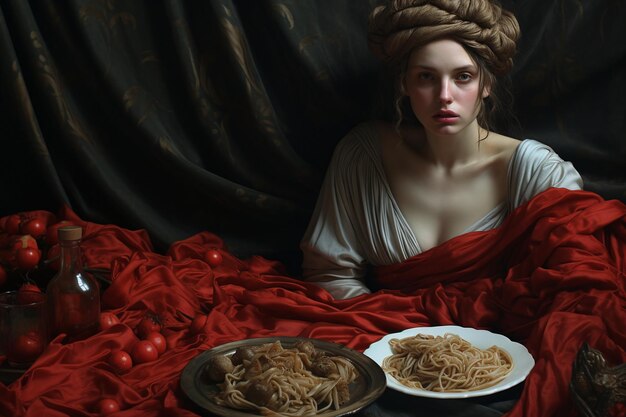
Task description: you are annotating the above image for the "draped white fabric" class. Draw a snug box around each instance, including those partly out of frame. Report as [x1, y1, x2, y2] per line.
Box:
[300, 122, 583, 299]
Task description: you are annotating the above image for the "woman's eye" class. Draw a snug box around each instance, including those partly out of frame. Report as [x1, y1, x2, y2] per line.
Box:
[457, 73, 472, 82]
[417, 72, 434, 81]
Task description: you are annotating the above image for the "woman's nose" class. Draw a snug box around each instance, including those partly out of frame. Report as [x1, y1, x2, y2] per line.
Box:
[439, 80, 453, 104]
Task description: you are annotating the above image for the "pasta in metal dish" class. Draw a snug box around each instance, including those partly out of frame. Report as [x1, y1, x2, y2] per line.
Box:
[383, 333, 513, 392]
[205, 340, 359, 416]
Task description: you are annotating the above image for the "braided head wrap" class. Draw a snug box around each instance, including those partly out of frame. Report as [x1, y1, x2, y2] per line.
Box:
[368, 0, 520, 76]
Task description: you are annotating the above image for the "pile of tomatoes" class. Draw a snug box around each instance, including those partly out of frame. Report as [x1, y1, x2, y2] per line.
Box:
[0, 210, 226, 415]
[104, 313, 168, 374]
[0, 211, 76, 290]
[98, 313, 169, 414]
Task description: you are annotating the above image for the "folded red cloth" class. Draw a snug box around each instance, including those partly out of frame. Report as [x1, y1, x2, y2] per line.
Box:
[0, 188, 624, 417]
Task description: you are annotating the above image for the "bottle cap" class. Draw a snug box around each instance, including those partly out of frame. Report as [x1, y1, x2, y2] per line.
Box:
[57, 225, 82, 241]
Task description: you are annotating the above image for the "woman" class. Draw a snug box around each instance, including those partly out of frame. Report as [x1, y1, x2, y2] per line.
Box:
[300, 0, 583, 299]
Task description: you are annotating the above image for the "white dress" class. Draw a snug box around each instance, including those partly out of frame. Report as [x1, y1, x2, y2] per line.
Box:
[300, 122, 584, 299]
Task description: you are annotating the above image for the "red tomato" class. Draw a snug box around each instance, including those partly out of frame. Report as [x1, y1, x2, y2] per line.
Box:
[96, 398, 120, 415]
[205, 249, 223, 267]
[109, 350, 133, 373]
[135, 315, 162, 338]
[131, 340, 159, 364]
[45, 221, 76, 246]
[19, 282, 41, 293]
[17, 291, 43, 305]
[99, 312, 121, 331]
[190, 314, 208, 335]
[4, 215, 22, 235]
[17, 283, 43, 305]
[20, 218, 47, 239]
[144, 331, 167, 354]
[15, 247, 41, 270]
[8, 331, 44, 364]
[23, 211, 56, 225]
[12, 235, 38, 250]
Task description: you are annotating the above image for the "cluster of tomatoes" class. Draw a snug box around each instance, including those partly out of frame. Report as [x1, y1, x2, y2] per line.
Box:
[103, 313, 167, 372]
[1, 211, 226, 415]
[97, 306, 219, 414]
[96, 313, 169, 414]
[0, 211, 76, 289]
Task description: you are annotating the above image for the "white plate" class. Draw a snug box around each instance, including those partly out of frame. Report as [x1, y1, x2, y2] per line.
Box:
[363, 325, 535, 399]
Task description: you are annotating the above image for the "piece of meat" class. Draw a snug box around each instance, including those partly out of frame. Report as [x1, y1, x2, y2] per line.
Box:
[205, 355, 234, 382]
[244, 381, 276, 408]
[231, 347, 255, 366]
[311, 357, 338, 377]
[294, 340, 316, 358]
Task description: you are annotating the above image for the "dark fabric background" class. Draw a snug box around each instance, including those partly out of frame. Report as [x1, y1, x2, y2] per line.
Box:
[1, 0, 625, 273]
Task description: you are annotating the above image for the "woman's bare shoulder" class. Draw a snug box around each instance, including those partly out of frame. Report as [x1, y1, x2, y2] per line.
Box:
[485, 132, 521, 156]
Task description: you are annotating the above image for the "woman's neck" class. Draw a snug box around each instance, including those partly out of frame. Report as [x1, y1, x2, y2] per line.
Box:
[420, 121, 487, 173]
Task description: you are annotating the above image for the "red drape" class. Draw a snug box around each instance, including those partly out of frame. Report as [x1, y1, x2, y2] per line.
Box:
[0, 188, 624, 417]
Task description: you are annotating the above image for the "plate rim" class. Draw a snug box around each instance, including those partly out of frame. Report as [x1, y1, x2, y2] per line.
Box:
[181, 336, 387, 417]
[362, 325, 535, 399]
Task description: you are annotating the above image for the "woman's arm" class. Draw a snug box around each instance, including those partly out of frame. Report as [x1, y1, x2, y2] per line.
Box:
[300, 130, 372, 299]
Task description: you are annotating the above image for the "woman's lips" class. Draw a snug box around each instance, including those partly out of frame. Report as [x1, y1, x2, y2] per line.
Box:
[433, 110, 459, 123]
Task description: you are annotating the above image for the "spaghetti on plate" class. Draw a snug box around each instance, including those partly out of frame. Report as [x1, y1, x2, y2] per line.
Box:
[206, 340, 359, 416]
[382, 333, 513, 392]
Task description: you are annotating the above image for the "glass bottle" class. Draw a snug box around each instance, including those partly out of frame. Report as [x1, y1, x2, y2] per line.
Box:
[46, 225, 100, 342]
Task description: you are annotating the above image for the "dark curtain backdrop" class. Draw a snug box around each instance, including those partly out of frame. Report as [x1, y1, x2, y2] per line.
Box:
[1, 0, 625, 273]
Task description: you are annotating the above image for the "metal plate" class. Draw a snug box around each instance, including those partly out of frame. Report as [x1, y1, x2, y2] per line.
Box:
[181, 337, 387, 417]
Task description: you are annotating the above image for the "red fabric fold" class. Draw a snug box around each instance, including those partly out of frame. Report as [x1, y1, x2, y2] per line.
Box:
[0, 188, 624, 417]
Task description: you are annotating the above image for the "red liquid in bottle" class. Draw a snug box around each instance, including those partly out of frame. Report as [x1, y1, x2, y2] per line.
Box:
[46, 226, 100, 342]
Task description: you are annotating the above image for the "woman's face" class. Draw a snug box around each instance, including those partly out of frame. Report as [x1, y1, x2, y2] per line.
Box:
[404, 39, 488, 137]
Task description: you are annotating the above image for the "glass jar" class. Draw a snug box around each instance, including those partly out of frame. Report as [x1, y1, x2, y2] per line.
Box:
[46, 225, 100, 342]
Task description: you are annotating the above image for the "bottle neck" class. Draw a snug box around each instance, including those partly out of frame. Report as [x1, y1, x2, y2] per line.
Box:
[59, 239, 83, 272]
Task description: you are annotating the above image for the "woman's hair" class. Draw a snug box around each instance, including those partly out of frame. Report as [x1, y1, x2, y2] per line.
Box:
[367, 0, 521, 134]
